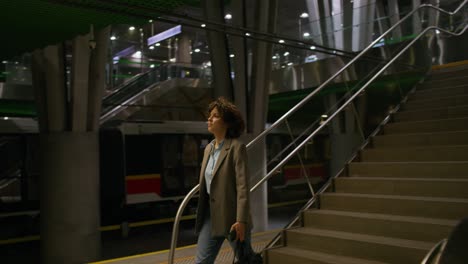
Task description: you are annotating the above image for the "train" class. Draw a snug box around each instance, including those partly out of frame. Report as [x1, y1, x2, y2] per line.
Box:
[0, 120, 329, 227]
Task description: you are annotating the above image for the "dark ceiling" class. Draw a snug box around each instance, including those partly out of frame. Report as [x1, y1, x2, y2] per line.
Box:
[0, 0, 202, 61]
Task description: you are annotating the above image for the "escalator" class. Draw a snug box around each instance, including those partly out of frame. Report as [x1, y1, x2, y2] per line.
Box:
[0, 62, 211, 133]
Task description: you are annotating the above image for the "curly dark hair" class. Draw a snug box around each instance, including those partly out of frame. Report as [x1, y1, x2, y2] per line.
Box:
[208, 97, 245, 138]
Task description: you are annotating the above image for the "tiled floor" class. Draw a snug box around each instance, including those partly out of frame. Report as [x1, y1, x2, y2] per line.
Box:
[90, 229, 279, 264]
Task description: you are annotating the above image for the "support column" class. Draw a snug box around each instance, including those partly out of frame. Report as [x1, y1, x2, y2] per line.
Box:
[388, 0, 402, 39]
[40, 132, 100, 264]
[325, 94, 363, 177]
[31, 28, 109, 264]
[203, 0, 233, 99]
[88, 27, 110, 130]
[352, 0, 376, 51]
[231, 0, 248, 121]
[248, 0, 278, 233]
[175, 34, 192, 64]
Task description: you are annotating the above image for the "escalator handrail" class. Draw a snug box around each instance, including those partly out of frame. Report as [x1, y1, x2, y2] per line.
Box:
[168, 3, 468, 263]
[246, 0, 468, 150]
[99, 63, 208, 123]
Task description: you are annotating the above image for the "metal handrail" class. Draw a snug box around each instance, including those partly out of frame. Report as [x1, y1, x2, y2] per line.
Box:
[262, 75, 425, 251]
[168, 3, 467, 263]
[421, 238, 448, 264]
[246, 0, 467, 150]
[251, 24, 468, 193]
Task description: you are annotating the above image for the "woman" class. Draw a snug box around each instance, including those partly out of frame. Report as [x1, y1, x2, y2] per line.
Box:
[195, 97, 259, 264]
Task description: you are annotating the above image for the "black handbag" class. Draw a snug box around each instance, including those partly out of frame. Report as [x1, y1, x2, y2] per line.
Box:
[232, 240, 263, 264]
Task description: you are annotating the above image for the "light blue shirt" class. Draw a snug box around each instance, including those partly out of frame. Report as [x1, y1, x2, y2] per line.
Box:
[204, 140, 224, 195]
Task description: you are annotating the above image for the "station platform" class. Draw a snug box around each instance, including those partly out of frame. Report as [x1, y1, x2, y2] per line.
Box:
[90, 229, 279, 264]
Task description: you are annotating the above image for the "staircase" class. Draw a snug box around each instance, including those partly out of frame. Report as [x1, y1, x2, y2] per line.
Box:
[265, 65, 468, 264]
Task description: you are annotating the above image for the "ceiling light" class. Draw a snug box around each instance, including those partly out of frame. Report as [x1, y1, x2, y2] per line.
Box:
[310, 46, 316, 50]
[129, 26, 135, 31]
[300, 12, 309, 18]
[230, 54, 235, 58]
[155, 43, 161, 46]
[201, 24, 206, 28]
[149, 46, 154, 50]
[287, 62, 293, 66]
[132, 51, 142, 58]
[110, 36, 117, 40]
[149, 20, 153, 23]
[150, 64, 155, 68]
[272, 56, 277, 59]
[245, 33, 251, 36]
[278, 39, 285, 43]
[283, 52, 289, 56]
[194, 48, 201, 53]
[303, 32, 310, 37]
[225, 14, 232, 20]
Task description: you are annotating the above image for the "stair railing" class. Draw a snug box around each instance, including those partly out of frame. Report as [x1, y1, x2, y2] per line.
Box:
[420, 238, 447, 264]
[168, 2, 468, 263]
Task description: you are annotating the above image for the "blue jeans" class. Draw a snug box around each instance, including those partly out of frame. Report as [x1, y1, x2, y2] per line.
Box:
[195, 212, 254, 264]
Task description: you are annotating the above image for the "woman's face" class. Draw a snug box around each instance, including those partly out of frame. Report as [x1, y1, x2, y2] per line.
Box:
[207, 107, 227, 136]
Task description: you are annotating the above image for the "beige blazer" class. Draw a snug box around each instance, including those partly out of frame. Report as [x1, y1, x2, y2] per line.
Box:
[195, 138, 251, 237]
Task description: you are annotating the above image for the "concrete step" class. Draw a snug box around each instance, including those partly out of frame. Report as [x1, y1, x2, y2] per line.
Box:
[402, 95, 468, 111]
[394, 105, 468, 122]
[267, 246, 391, 264]
[303, 209, 456, 242]
[383, 117, 468, 134]
[361, 145, 468, 162]
[372, 131, 468, 147]
[320, 192, 468, 220]
[419, 76, 468, 89]
[334, 177, 468, 198]
[348, 161, 468, 178]
[285, 227, 432, 264]
[410, 85, 468, 100]
[426, 69, 468, 81]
